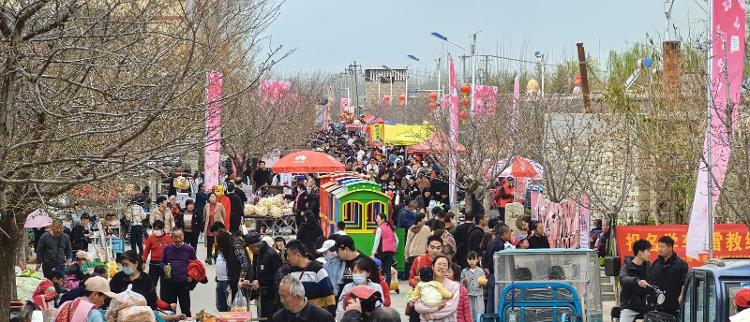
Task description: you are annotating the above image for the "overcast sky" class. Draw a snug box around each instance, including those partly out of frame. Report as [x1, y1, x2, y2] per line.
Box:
[265, 0, 708, 75]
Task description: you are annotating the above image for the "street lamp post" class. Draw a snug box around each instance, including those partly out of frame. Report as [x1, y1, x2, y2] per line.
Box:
[535, 51, 545, 98]
[431, 31, 478, 114]
[408, 54, 441, 98]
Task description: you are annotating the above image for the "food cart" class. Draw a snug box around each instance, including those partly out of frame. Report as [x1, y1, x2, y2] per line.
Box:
[492, 248, 603, 322]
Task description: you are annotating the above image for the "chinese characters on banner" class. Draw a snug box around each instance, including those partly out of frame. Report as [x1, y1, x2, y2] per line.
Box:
[204, 71, 223, 190]
[473, 85, 498, 117]
[618, 225, 750, 268]
[259, 80, 291, 106]
[369, 123, 384, 146]
[686, 0, 746, 258]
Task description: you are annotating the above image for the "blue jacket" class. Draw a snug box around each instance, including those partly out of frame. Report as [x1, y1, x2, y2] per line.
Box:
[396, 208, 415, 228]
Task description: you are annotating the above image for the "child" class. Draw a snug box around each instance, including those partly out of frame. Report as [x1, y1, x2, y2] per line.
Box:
[408, 267, 453, 307]
[274, 237, 287, 263]
[461, 251, 486, 319]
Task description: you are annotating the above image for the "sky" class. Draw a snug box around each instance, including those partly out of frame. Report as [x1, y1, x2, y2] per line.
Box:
[265, 0, 709, 75]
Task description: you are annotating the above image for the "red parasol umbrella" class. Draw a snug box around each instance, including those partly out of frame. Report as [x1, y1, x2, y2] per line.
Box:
[272, 150, 345, 173]
[486, 156, 543, 179]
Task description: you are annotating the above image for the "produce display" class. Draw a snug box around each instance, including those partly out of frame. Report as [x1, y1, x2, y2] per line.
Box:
[244, 195, 292, 218]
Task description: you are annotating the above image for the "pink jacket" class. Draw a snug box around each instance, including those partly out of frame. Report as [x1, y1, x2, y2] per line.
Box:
[415, 278, 460, 321]
[457, 284, 472, 322]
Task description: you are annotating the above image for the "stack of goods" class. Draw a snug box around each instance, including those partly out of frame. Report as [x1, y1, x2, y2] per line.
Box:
[105, 285, 154, 322]
[244, 195, 292, 218]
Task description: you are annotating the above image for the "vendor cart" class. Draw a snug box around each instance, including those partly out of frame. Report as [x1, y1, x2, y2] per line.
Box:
[491, 248, 603, 322]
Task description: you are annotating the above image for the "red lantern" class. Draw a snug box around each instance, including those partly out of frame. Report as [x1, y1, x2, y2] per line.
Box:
[398, 94, 405, 101]
[460, 97, 470, 107]
[459, 111, 468, 121]
[428, 102, 437, 110]
[428, 91, 438, 101]
[460, 84, 471, 95]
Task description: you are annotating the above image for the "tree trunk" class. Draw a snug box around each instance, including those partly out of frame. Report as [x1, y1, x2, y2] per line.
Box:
[0, 221, 20, 319]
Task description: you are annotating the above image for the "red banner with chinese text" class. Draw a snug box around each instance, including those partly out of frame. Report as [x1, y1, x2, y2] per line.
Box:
[616, 225, 750, 268]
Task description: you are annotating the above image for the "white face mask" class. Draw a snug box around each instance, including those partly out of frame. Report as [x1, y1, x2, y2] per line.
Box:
[154, 230, 164, 236]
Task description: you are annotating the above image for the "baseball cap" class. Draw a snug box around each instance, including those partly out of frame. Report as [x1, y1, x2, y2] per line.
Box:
[735, 288, 750, 309]
[335, 235, 356, 250]
[245, 232, 262, 245]
[317, 239, 337, 253]
[85, 276, 119, 298]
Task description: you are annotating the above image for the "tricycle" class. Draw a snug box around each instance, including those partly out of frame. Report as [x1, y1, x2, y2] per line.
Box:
[485, 248, 604, 322]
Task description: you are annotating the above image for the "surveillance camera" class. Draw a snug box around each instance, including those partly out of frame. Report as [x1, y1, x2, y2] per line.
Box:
[534, 51, 542, 58]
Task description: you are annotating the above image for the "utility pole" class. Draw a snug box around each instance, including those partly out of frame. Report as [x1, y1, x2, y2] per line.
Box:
[349, 61, 361, 115]
[459, 55, 467, 84]
[576, 43, 591, 112]
[470, 32, 478, 115]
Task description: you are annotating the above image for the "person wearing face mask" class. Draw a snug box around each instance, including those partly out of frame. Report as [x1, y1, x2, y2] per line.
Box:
[110, 250, 157, 308]
[54, 276, 118, 322]
[142, 220, 172, 290]
[335, 258, 384, 317]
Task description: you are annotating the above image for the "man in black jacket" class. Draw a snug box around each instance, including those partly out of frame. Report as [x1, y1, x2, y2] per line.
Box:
[618, 239, 653, 322]
[483, 223, 513, 313]
[70, 214, 91, 252]
[649, 236, 688, 318]
[243, 232, 283, 320]
[466, 211, 489, 265]
[453, 211, 474, 268]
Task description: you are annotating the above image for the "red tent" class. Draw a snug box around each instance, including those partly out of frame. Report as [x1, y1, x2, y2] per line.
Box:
[406, 132, 465, 154]
[272, 150, 345, 173]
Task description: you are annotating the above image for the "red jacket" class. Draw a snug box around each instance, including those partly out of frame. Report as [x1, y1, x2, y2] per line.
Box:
[377, 273, 391, 307]
[142, 234, 173, 262]
[187, 259, 207, 283]
[457, 284, 472, 322]
[408, 253, 432, 288]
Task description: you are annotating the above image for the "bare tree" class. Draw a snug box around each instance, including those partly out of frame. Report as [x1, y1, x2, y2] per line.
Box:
[0, 0, 288, 314]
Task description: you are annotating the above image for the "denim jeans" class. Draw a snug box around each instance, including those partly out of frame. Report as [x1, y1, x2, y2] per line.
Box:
[216, 280, 229, 312]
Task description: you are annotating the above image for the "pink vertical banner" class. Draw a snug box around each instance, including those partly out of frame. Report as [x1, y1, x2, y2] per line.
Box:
[473, 85, 498, 117]
[687, 0, 745, 258]
[579, 195, 590, 249]
[530, 191, 540, 221]
[204, 71, 223, 190]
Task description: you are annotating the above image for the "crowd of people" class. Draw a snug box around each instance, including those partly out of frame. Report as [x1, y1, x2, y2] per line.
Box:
[19, 125, 580, 322]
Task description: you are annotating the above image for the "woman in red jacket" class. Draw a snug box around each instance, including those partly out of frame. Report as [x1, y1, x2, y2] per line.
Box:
[492, 179, 514, 221]
[142, 220, 172, 289]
